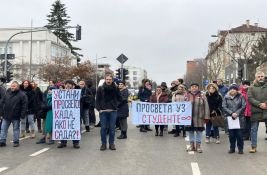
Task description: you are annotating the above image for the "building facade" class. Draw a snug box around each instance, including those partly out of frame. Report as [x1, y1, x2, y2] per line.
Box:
[123, 66, 147, 89]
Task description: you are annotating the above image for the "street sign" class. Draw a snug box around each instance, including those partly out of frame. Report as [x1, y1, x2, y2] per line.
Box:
[0, 61, 12, 70]
[116, 54, 128, 64]
[0, 54, 15, 60]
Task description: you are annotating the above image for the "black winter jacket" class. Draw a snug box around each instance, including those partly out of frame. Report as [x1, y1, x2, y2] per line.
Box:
[2, 89, 28, 120]
[20, 86, 36, 115]
[138, 87, 152, 102]
[95, 83, 122, 111]
[117, 88, 129, 118]
[80, 87, 94, 109]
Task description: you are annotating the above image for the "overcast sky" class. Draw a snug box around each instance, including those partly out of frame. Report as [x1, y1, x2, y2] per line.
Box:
[1, 0, 267, 85]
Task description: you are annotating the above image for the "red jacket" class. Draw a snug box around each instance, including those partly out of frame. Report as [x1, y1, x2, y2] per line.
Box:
[240, 85, 251, 117]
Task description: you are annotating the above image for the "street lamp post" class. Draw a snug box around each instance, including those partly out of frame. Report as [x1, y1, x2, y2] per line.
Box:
[94, 55, 107, 92]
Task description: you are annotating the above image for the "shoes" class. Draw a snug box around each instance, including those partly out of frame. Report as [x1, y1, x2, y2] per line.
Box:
[249, 147, 257, 153]
[57, 143, 67, 148]
[155, 131, 159, 136]
[73, 144, 80, 149]
[13, 142, 19, 147]
[136, 125, 141, 128]
[168, 129, 176, 134]
[140, 128, 147, 132]
[47, 140, 55, 145]
[85, 126, 90, 132]
[228, 149, 235, 154]
[20, 130, 26, 138]
[30, 130, 35, 139]
[38, 129, 42, 133]
[196, 143, 203, 153]
[205, 137, 210, 144]
[182, 131, 186, 137]
[100, 144, 107, 151]
[95, 122, 101, 127]
[173, 133, 180, 137]
[36, 138, 46, 144]
[159, 131, 163, 137]
[187, 142, 195, 152]
[215, 138, 220, 144]
[117, 131, 127, 139]
[0, 142, 6, 147]
[238, 150, 244, 154]
[109, 144, 116, 150]
[145, 128, 153, 131]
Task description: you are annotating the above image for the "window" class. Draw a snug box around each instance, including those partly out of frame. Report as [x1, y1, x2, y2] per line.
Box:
[133, 77, 137, 81]
[133, 71, 137, 75]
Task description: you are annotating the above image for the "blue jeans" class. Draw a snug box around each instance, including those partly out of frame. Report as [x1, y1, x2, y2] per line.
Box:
[100, 111, 117, 145]
[189, 131, 202, 144]
[0, 119, 20, 144]
[206, 120, 219, 138]
[251, 121, 259, 147]
[229, 129, 243, 151]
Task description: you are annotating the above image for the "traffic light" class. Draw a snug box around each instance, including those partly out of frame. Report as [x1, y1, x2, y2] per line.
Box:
[238, 68, 243, 80]
[115, 69, 121, 79]
[122, 68, 129, 81]
[76, 25, 81, 40]
[6, 70, 13, 83]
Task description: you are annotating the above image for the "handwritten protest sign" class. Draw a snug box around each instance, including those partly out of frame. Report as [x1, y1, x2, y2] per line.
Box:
[52, 89, 81, 140]
[132, 101, 192, 125]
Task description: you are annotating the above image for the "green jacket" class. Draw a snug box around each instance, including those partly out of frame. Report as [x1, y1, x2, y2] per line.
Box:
[247, 81, 267, 122]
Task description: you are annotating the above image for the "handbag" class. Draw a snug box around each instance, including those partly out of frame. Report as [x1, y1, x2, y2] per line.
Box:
[210, 110, 225, 127]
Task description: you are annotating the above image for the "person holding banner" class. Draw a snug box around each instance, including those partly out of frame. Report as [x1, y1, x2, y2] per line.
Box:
[57, 80, 81, 149]
[172, 84, 187, 137]
[138, 79, 153, 132]
[96, 74, 122, 151]
[222, 85, 246, 154]
[186, 83, 210, 153]
[150, 86, 169, 136]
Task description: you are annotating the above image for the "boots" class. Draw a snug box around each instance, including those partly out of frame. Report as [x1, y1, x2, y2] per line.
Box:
[20, 130, 26, 138]
[182, 130, 186, 137]
[140, 126, 147, 132]
[159, 130, 163, 137]
[85, 126, 90, 132]
[117, 131, 127, 139]
[249, 147, 257, 153]
[187, 142, 195, 152]
[155, 130, 159, 136]
[30, 130, 35, 139]
[196, 143, 203, 153]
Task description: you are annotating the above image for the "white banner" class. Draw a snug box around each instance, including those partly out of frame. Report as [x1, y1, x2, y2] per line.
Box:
[132, 101, 192, 125]
[52, 89, 81, 140]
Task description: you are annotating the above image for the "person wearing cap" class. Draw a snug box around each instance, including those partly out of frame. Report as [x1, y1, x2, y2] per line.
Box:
[172, 84, 187, 137]
[223, 84, 246, 154]
[217, 79, 228, 97]
[117, 81, 130, 139]
[186, 83, 210, 153]
[57, 80, 81, 149]
[205, 83, 223, 144]
[248, 71, 267, 153]
[239, 80, 252, 140]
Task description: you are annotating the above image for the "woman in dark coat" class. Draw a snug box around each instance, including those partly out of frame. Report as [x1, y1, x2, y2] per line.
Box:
[222, 85, 246, 154]
[20, 80, 36, 138]
[117, 81, 130, 139]
[205, 83, 223, 144]
[31, 82, 43, 133]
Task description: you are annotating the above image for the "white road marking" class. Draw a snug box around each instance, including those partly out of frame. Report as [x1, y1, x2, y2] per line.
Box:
[0, 167, 8, 173]
[29, 148, 50, 157]
[81, 130, 86, 134]
[191, 162, 201, 175]
[186, 145, 195, 155]
[10, 136, 31, 143]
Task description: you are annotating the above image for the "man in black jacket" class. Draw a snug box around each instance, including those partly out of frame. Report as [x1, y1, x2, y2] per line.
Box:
[0, 84, 6, 131]
[96, 74, 122, 151]
[0, 81, 28, 147]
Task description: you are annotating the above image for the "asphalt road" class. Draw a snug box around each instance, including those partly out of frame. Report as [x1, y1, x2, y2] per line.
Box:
[1, 115, 267, 175]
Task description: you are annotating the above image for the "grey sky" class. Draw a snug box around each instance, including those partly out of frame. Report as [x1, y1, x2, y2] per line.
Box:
[1, 0, 267, 85]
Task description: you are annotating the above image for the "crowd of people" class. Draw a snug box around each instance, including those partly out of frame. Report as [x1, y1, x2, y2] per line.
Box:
[0, 71, 267, 154]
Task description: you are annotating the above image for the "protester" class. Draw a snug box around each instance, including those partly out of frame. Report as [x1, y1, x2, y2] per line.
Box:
[0, 81, 27, 147]
[172, 84, 187, 137]
[150, 86, 168, 136]
[20, 80, 36, 139]
[138, 79, 153, 132]
[57, 80, 80, 149]
[217, 79, 228, 97]
[239, 80, 252, 140]
[86, 80, 96, 126]
[31, 82, 43, 133]
[79, 80, 93, 132]
[222, 85, 246, 154]
[96, 74, 122, 151]
[248, 71, 267, 153]
[205, 83, 223, 144]
[117, 81, 130, 139]
[0, 84, 6, 132]
[186, 83, 210, 153]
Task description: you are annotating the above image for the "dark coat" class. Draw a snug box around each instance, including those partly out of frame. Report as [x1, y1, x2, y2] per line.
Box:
[20, 86, 36, 115]
[222, 93, 246, 129]
[2, 89, 28, 120]
[206, 91, 223, 116]
[34, 87, 43, 114]
[80, 87, 94, 110]
[138, 87, 152, 102]
[95, 82, 122, 111]
[117, 88, 130, 118]
[150, 92, 169, 103]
